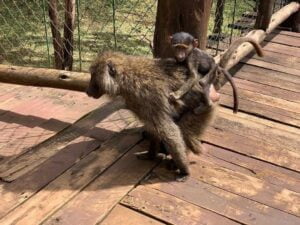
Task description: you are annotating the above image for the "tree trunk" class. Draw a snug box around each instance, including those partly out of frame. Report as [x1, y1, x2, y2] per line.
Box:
[255, 0, 275, 31]
[153, 0, 213, 58]
[213, 0, 225, 35]
[48, 0, 64, 69]
[63, 0, 76, 70]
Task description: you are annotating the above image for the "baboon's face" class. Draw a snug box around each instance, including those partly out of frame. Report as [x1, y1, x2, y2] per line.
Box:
[86, 59, 119, 99]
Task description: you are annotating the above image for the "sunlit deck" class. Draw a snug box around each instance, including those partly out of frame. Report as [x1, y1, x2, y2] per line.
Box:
[0, 30, 299, 225]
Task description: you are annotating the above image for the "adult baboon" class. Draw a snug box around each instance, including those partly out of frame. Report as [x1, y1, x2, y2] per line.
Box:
[86, 51, 217, 180]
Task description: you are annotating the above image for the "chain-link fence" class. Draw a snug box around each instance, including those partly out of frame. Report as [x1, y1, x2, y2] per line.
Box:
[0, 0, 290, 72]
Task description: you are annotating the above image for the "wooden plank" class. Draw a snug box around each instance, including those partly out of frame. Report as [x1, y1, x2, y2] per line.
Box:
[203, 143, 300, 193]
[203, 127, 300, 172]
[272, 29, 300, 38]
[265, 33, 300, 47]
[189, 157, 300, 216]
[241, 58, 300, 77]
[0, 129, 142, 224]
[145, 169, 300, 225]
[240, 59, 300, 78]
[221, 84, 300, 115]
[100, 205, 165, 225]
[0, 136, 100, 218]
[262, 41, 300, 58]
[228, 78, 300, 103]
[250, 49, 300, 71]
[218, 107, 300, 135]
[0, 97, 126, 182]
[217, 108, 300, 150]
[234, 66, 300, 93]
[43, 141, 157, 225]
[220, 94, 300, 128]
[122, 186, 240, 225]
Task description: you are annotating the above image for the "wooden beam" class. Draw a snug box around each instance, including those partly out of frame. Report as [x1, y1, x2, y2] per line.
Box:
[0, 64, 89, 92]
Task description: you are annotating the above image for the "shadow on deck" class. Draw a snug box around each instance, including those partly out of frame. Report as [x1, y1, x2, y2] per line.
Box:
[0, 30, 299, 225]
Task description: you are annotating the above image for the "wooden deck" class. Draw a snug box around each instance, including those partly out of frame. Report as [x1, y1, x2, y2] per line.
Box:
[0, 30, 299, 225]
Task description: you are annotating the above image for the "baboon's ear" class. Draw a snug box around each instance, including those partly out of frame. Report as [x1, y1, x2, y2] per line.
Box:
[107, 61, 116, 77]
[193, 39, 199, 48]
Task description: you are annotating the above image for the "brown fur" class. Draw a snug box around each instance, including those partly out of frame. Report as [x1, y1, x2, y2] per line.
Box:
[87, 51, 216, 179]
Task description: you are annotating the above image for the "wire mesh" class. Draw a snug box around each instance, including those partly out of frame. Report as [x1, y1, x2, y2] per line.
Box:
[0, 0, 290, 71]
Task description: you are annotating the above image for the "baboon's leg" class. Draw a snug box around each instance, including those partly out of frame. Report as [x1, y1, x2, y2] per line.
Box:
[178, 104, 217, 155]
[151, 115, 190, 180]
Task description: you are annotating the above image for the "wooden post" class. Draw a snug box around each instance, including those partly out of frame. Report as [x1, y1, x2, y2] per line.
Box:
[48, 0, 64, 69]
[63, 0, 76, 71]
[255, 0, 275, 31]
[153, 0, 212, 58]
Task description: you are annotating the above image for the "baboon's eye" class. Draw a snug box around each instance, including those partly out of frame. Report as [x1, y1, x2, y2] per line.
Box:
[107, 62, 116, 77]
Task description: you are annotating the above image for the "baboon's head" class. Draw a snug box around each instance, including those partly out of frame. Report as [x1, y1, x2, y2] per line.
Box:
[86, 52, 121, 99]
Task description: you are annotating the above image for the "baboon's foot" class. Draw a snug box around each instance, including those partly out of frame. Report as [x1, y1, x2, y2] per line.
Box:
[175, 172, 189, 182]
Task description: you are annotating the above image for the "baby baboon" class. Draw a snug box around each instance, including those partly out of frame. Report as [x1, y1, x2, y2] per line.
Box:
[169, 32, 264, 114]
[86, 51, 216, 180]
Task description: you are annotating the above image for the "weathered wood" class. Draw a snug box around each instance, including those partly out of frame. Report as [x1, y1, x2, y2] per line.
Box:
[225, 77, 300, 103]
[262, 41, 300, 58]
[235, 64, 300, 92]
[43, 141, 156, 225]
[249, 48, 300, 70]
[0, 129, 141, 224]
[0, 97, 125, 181]
[265, 33, 300, 47]
[255, 0, 275, 30]
[145, 168, 300, 225]
[217, 108, 300, 149]
[203, 144, 300, 193]
[101, 205, 165, 225]
[188, 157, 300, 216]
[220, 94, 300, 127]
[221, 84, 300, 114]
[204, 127, 300, 172]
[0, 65, 89, 92]
[0, 136, 100, 218]
[0, 110, 137, 218]
[122, 186, 240, 225]
[273, 29, 300, 37]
